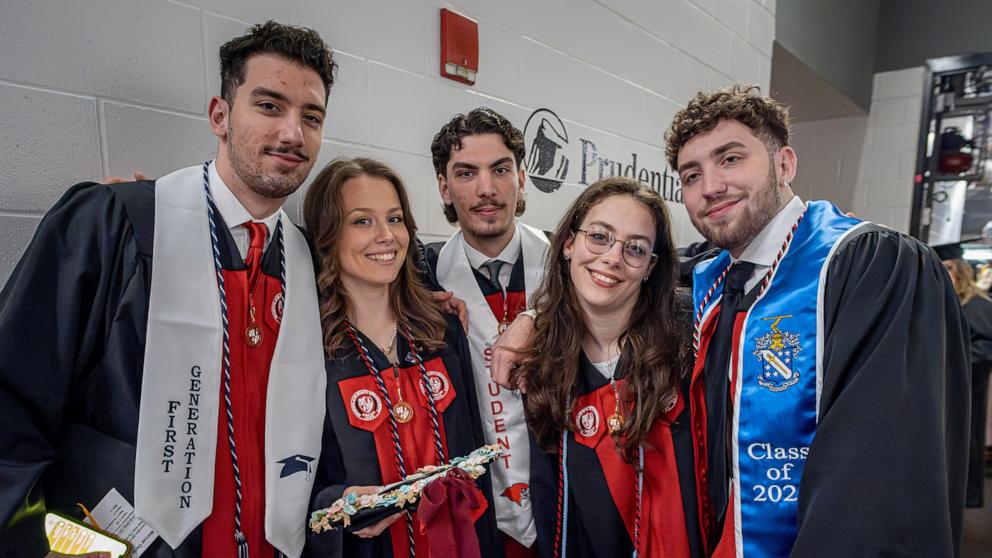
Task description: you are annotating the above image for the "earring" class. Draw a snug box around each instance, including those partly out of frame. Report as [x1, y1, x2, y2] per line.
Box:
[564, 254, 571, 261]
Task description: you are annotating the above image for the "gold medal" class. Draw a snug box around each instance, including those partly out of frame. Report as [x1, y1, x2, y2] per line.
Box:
[245, 306, 262, 347]
[608, 375, 624, 433]
[392, 366, 414, 423]
[607, 413, 625, 433]
[393, 400, 414, 423]
[245, 323, 262, 347]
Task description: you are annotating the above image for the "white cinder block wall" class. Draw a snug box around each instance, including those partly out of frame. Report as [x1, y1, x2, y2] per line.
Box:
[0, 0, 777, 284]
[791, 67, 925, 233]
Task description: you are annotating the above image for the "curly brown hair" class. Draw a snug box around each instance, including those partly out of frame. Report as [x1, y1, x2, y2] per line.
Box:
[517, 177, 689, 462]
[220, 20, 337, 103]
[431, 107, 527, 224]
[303, 157, 446, 354]
[664, 83, 791, 169]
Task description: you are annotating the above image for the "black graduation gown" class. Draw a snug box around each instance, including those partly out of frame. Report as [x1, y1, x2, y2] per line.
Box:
[305, 315, 503, 558]
[962, 294, 992, 507]
[0, 181, 287, 557]
[697, 226, 970, 557]
[528, 355, 703, 558]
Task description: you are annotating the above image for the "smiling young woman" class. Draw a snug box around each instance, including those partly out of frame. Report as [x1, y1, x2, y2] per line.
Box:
[302, 157, 502, 558]
[519, 177, 700, 558]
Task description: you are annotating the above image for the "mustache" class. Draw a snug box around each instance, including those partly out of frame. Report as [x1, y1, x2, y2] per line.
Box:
[263, 145, 309, 161]
[470, 201, 506, 211]
[702, 196, 742, 215]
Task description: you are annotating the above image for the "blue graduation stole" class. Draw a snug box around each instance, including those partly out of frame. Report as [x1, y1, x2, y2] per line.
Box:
[692, 201, 863, 556]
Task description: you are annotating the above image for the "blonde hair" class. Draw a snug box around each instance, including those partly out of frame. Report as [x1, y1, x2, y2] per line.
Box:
[947, 258, 989, 306]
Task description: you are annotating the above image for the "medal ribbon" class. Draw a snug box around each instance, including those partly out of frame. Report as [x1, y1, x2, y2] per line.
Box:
[554, 397, 645, 558]
[202, 161, 286, 558]
[344, 320, 446, 558]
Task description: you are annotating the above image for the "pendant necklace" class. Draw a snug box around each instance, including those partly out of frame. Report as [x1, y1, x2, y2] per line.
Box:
[383, 322, 414, 424]
[607, 375, 625, 434]
[245, 306, 262, 347]
[604, 346, 624, 433]
[496, 284, 511, 335]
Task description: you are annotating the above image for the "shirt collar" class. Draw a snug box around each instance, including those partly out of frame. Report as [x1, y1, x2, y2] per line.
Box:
[208, 161, 280, 241]
[463, 223, 522, 270]
[734, 195, 805, 267]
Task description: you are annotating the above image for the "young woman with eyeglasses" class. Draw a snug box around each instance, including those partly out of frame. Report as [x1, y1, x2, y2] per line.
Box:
[519, 177, 700, 558]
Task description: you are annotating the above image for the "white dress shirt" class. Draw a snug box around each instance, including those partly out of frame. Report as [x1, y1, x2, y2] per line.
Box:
[462, 224, 523, 289]
[733, 195, 806, 293]
[208, 162, 280, 260]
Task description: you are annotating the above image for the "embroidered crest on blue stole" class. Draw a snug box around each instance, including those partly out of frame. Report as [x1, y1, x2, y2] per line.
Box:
[692, 200, 863, 557]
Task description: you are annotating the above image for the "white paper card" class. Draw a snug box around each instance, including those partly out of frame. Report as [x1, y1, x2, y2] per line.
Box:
[85, 488, 159, 556]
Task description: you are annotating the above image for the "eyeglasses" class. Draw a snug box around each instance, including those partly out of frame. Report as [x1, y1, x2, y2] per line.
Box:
[575, 225, 657, 268]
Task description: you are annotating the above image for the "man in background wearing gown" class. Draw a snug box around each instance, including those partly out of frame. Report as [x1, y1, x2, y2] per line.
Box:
[0, 22, 336, 558]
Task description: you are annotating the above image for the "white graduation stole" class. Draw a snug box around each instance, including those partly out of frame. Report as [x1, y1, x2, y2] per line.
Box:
[434, 222, 548, 546]
[134, 164, 326, 557]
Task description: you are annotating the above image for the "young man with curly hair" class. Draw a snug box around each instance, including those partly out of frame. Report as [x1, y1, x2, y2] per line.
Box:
[669, 84, 969, 557]
[422, 108, 548, 558]
[0, 22, 336, 557]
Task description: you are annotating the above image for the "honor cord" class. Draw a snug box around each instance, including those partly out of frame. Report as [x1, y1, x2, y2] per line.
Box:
[202, 161, 286, 558]
[345, 322, 446, 557]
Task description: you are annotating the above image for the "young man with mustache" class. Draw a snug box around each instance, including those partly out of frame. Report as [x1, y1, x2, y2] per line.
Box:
[422, 108, 548, 558]
[0, 22, 335, 558]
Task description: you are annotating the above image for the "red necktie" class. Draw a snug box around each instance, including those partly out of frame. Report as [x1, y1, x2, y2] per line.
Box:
[244, 221, 267, 292]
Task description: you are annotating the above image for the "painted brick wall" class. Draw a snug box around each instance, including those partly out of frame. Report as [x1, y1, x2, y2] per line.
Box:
[0, 0, 776, 284]
[792, 67, 925, 234]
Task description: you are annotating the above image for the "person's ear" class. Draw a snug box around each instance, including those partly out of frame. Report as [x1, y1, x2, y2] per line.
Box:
[208, 96, 230, 140]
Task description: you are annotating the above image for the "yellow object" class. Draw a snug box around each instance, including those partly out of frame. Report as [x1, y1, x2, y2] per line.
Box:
[45, 512, 131, 557]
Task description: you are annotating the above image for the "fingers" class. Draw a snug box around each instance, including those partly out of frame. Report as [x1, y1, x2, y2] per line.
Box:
[344, 485, 381, 498]
[455, 297, 468, 332]
[430, 290, 453, 303]
[431, 291, 469, 332]
[353, 511, 405, 538]
[489, 344, 525, 392]
[489, 313, 538, 391]
[99, 175, 132, 185]
[99, 170, 150, 184]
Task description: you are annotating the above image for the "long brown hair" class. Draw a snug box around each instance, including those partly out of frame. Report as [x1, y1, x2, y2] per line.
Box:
[519, 177, 689, 462]
[948, 258, 989, 306]
[303, 157, 446, 354]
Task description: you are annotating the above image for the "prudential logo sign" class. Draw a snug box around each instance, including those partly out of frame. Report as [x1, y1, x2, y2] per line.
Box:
[523, 109, 570, 193]
[522, 108, 683, 204]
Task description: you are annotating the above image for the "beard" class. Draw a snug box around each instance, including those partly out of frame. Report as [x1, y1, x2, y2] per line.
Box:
[461, 200, 514, 238]
[226, 122, 311, 200]
[691, 165, 783, 253]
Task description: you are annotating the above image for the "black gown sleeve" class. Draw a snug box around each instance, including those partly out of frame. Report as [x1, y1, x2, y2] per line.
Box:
[304, 373, 347, 558]
[527, 431, 559, 558]
[0, 183, 134, 555]
[791, 228, 970, 557]
[447, 315, 488, 450]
